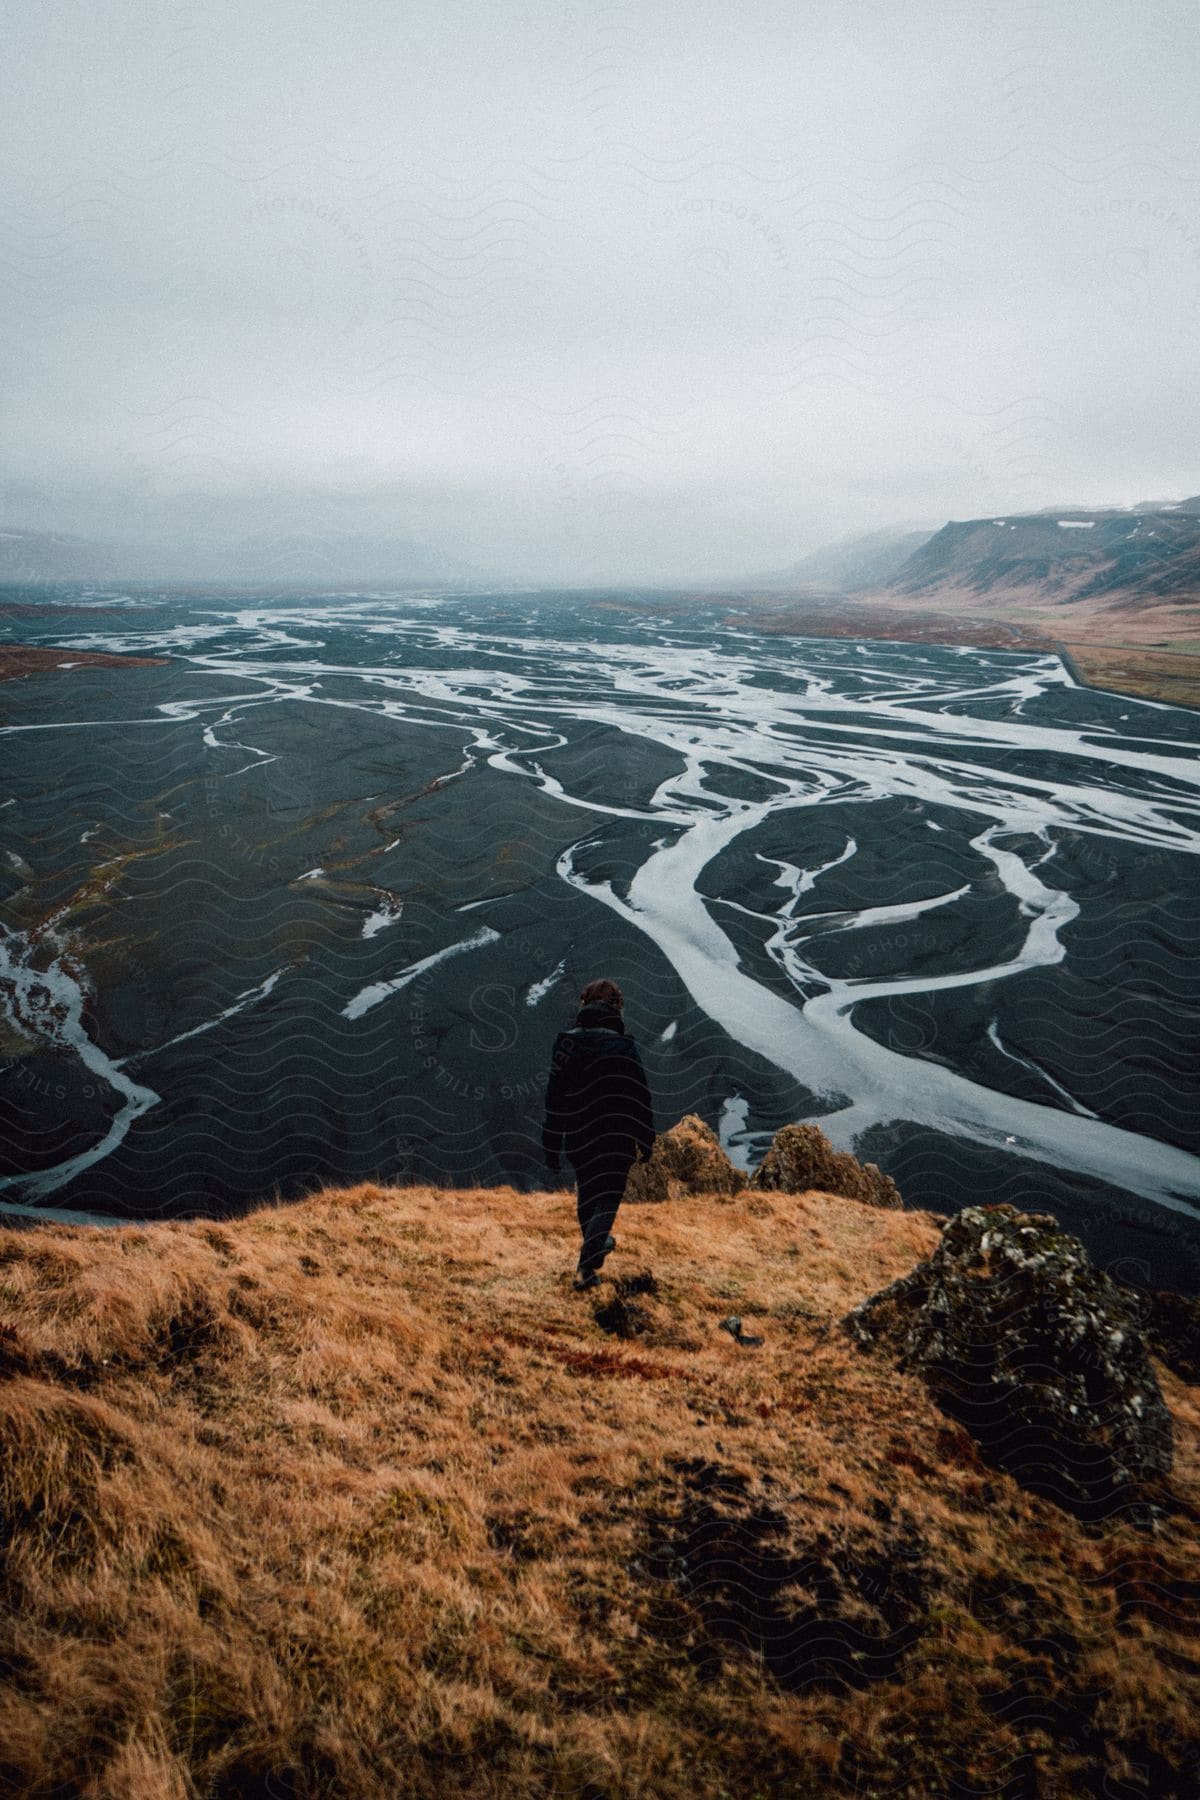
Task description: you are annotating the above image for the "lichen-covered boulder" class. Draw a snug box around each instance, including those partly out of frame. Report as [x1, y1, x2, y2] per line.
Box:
[623, 1114, 744, 1204]
[751, 1123, 902, 1209]
[842, 1204, 1173, 1516]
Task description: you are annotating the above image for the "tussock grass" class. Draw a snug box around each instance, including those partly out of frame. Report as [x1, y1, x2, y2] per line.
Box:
[1, 1180, 1197, 1798]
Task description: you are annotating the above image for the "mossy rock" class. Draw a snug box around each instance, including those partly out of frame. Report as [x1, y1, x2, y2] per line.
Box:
[624, 1114, 743, 1204]
[751, 1122, 902, 1209]
[842, 1204, 1173, 1517]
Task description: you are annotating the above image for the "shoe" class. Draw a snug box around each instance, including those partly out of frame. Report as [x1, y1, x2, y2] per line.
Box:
[593, 1233, 616, 1265]
[573, 1270, 600, 1292]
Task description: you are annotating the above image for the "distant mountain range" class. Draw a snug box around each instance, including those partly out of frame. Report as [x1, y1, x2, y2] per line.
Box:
[750, 497, 1200, 613]
[0, 527, 483, 587]
[7, 496, 1200, 605]
[886, 499, 1200, 607]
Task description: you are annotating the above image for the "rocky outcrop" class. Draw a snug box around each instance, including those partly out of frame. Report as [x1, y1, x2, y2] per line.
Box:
[842, 1204, 1173, 1516]
[751, 1123, 902, 1209]
[624, 1114, 744, 1204]
[619, 1114, 900, 1209]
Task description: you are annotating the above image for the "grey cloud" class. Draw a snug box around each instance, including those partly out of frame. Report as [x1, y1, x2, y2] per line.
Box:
[1, 1, 1197, 583]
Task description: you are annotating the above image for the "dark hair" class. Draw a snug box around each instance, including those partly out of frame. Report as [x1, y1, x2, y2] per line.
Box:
[579, 977, 623, 1010]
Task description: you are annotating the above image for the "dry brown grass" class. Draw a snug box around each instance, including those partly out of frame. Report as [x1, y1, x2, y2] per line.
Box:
[1, 1180, 1198, 1799]
[0, 645, 169, 683]
[1063, 642, 1200, 711]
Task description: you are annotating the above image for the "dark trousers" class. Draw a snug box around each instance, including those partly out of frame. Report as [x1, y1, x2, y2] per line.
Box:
[570, 1151, 634, 1276]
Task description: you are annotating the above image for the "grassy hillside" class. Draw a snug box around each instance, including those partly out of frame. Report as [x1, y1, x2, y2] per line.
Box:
[2, 1178, 1198, 1799]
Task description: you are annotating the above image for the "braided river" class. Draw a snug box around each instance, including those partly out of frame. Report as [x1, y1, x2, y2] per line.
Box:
[2, 589, 1198, 1287]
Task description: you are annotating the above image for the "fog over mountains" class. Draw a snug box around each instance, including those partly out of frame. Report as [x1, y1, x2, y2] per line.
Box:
[6, 494, 1200, 611]
[4, 5, 1200, 581]
[0, 526, 480, 588]
[751, 525, 943, 592]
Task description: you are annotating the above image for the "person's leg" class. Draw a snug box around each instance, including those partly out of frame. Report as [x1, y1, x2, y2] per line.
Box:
[572, 1158, 602, 1274]
[576, 1155, 633, 1276]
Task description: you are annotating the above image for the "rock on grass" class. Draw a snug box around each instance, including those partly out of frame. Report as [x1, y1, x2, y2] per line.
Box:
[752, 1123, 902, 1210]
[625, 1114, 743, 1203]
[841, 1203, 1173, 1517]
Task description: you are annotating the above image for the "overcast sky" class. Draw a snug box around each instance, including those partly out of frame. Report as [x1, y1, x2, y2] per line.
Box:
[2, 1, 1198, 582]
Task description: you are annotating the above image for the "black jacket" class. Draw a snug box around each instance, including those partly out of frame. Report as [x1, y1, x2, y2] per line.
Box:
[542, 1001, 656, 1166]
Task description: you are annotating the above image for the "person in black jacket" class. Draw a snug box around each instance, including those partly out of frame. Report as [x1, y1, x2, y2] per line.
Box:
[543, 977, 656, 1290]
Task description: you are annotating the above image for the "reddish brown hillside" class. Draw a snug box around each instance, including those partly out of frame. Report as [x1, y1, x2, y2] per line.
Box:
[1, 1177, 1198, 1798]
[0, 644, 168, 682]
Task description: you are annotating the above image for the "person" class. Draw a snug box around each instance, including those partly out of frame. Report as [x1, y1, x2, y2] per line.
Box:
[542, 977, 656, 1290]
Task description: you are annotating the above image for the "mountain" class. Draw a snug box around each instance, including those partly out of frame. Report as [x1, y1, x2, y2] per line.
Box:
[720, 497, 1200, 707]
[886, 504, 1200, 607]
[752, 523, 940, 591]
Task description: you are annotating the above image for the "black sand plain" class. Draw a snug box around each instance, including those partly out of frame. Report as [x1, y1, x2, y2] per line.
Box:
[2, 589, 1198, 1293]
